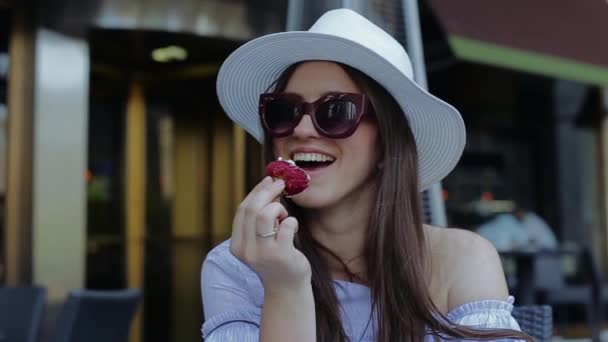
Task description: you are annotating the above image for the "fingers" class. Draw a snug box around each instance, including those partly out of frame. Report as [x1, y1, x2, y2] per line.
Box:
[242, 176, 273, 203]
[232, 175, 291, 263]
[276, 217, 299, 246]
[255, 202, 289, 243]
[230, 210, 245, 250]
[241, 180, 285, 241]
[232, 177, 278, 246]
[249, 179, 285, 211]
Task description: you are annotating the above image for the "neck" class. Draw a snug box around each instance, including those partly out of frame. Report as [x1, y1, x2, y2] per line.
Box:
[306, 177, 378, 283]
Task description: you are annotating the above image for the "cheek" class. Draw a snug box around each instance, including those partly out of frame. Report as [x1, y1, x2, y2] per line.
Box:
[361, 145, 380, 173]
[339, 140, 378, 178]
[352, 126, 381, 165]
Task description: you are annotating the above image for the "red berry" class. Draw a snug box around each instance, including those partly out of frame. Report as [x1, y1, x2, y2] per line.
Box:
[266, 159, 310, 196]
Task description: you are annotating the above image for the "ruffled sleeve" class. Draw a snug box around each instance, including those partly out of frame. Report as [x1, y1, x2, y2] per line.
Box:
[444, 296, 524, 341]
[201, 239, 263, 341]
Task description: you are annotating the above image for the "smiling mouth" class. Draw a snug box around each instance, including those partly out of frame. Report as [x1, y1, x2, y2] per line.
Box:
[292, 152, 336, 172]
[294, 160, 335, 171]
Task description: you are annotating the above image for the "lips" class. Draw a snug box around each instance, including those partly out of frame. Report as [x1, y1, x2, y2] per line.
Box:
[289, 149, 336, 172]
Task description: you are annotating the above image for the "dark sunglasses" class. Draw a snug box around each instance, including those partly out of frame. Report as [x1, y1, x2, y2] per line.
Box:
[259, 92, 375, 139]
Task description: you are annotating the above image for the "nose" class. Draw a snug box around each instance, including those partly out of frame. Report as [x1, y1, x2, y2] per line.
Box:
[292, 114, 320, 139]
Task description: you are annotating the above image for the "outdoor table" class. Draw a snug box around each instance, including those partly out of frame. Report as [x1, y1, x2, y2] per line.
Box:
[499, 248, 580, 305]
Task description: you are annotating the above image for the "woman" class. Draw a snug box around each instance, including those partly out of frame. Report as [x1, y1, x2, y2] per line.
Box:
[201, 8, 531, 342]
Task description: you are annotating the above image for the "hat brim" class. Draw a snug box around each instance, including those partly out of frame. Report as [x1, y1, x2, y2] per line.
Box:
[217, 31, 466, 191]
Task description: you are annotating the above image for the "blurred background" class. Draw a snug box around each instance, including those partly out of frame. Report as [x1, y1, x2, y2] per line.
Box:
[0, 0, 607, 341]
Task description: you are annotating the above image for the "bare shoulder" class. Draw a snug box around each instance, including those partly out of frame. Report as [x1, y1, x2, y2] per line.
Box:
[424, 225, 509, 311]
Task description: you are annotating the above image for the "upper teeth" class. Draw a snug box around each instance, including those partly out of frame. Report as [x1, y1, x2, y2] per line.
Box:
[293, 152, 335, 162]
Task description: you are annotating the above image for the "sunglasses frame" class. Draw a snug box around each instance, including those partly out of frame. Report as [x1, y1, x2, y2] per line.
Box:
[259, 92, 374, 139]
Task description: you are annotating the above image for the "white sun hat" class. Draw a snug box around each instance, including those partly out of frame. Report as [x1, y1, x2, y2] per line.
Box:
[216, 8, 465, 190]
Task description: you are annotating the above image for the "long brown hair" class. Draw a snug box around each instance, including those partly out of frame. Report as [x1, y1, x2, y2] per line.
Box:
[264, 62, 532, 342]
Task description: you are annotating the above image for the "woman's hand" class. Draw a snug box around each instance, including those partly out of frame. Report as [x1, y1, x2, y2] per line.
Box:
[230, 176, 312, 295]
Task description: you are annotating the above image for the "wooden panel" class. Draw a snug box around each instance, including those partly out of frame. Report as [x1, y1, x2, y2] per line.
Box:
[233, 125, 246, 208]
[125, 80, 146, 342]
[172, 117, 207, 238]
[245, 134, 264, 192]
[211, 114, 235, 243]
[5, 5, 35, 285]
[169, 112, 249, 340]
[171, 116, 207, 342]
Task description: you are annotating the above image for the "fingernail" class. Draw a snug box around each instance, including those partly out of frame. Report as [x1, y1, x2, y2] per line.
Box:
[273, 179, 285, 188]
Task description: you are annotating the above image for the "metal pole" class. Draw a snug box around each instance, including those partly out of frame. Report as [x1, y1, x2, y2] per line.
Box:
[402, 0, 448, 226]
[602, 87, 608, 280]
[341, 0, 365, 13]
[402, 0, 427, 89]
[286, 0, 305, 31]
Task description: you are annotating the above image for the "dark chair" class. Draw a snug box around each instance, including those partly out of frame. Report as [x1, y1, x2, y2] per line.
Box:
[0, 286, 46, 342]
[512, 305, 553, 341]
[49, 289, 141, 342]
[534, 247, 602, 342]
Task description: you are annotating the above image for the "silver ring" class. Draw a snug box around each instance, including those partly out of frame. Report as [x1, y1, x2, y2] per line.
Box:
[256, 229, 278, 238]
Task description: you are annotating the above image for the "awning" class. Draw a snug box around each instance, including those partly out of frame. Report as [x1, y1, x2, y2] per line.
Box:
[427, 0, 608, 85]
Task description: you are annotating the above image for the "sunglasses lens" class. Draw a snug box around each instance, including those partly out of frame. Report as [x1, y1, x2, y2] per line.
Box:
[316, 100, 359, 136]
[264, 99, 299, 135]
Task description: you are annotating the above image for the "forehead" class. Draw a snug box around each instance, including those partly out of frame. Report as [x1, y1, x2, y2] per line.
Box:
[283, 61, 362, 100]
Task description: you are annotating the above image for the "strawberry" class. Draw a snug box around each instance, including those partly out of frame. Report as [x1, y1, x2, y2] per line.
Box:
[266, 158, 310, 196]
